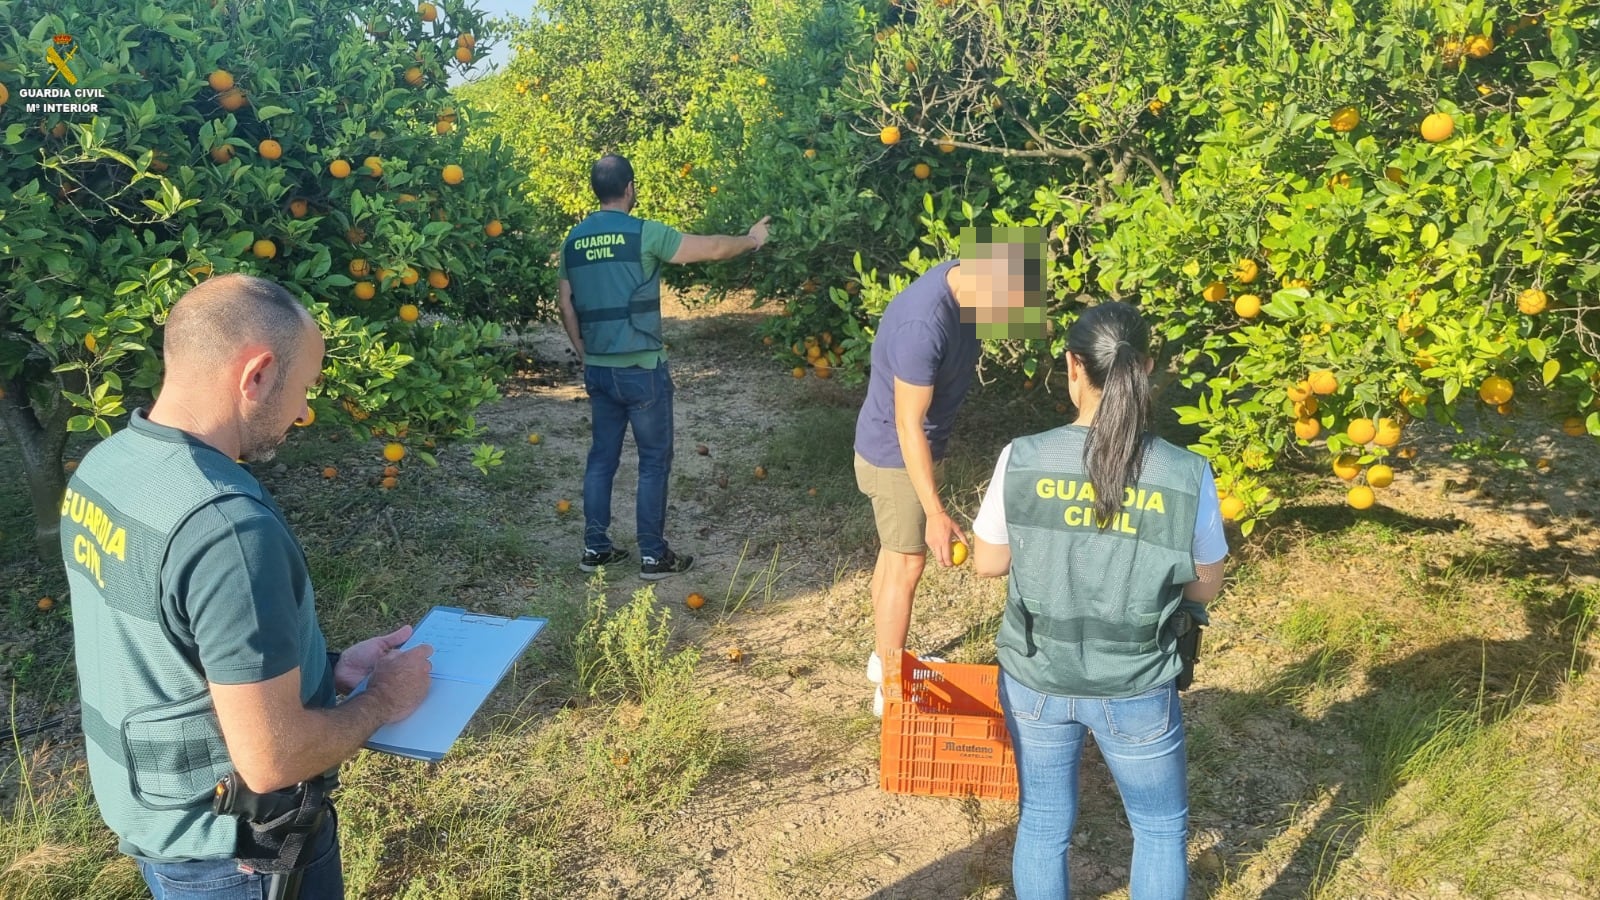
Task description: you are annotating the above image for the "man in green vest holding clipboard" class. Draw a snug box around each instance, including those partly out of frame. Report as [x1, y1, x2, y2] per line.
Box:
[557, 153, 770, 580]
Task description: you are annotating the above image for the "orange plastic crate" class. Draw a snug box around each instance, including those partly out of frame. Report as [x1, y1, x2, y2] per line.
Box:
[879, 651, 1019, 801]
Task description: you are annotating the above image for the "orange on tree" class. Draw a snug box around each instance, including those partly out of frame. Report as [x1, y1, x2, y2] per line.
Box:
[937, 137, 956, 153]
[1373, 418, 1403, 447]
[258, 139, 282, 160]
[401, 266, 420, 285]
[1478, 375, 1514, 405]
[288, 198, 308, 218]
[1309, 370, 1339, 395]
[419, 1, 438, 22]
[1517, 288, 1548, 315]
[1367, 464, 1394, 488]
[803, 148, 817, 159]
[1234, 294, 1261, 319]
[455, 46, 473, 64]
[398, 304, 420, 323]
[1294, 417, 1321, 441]
[1287, 380, 1313, 403]
[1563, 416, 1588, 437]
[1347, 484, 1375, 510]
[404, 66, 424, 86]
[362, 156, 383, 177]
[208, 69, 234, 92]
[349, 258, 370, 277]
[1219, 495, 1246, 521]
[457, 33, 476, 50]
[427, 270, 449, 289]
[218, 88, 246, 111]
[353, 281, 376, 301]
[913, 162, 931, 179]
[346, 226, 366, 244]
[880, 125, 901, 145]
[383, 442, 406, 462]
[1234, 259, 1260, 284]
[329, 159, 351, 178]
[210, 145, 234, 164]
[1329, 106, 1360, 132]
[1201, 281, 1227, 302]
[1465, 34, 1494, 58]
[1346, 417, 1377, 444]
[442, 164, 464, 184]
[251, 238, 276, 259]
[484, 219, 503, 237]
[1332, 454, 1361, 481]
[1420, 112, 1455, 142]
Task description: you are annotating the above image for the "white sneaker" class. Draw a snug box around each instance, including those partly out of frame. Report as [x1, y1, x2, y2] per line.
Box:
[866, 651, 883, 684]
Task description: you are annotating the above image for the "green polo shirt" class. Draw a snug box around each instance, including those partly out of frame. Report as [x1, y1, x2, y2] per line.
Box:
[558, 215, 683, 368]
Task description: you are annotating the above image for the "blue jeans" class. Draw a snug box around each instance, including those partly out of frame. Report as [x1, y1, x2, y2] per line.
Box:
[137, 813, 343, 899]
[583, 362, 674, 559]
[999, 670, 1189, 900]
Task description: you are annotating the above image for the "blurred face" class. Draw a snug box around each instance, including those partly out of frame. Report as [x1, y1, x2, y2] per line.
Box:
[952, 230, 1048, 339]
[240, 323, 325, 463]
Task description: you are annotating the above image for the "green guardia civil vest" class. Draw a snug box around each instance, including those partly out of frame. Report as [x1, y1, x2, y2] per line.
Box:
[61, 420, 328, 861]
[562, 210, 664, 355]
[997, 425, 1206, 698]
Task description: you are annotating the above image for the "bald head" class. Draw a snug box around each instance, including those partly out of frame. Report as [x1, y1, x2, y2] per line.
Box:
[162, 274, 313, 390]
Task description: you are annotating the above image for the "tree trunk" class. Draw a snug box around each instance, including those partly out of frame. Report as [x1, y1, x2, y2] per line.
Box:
[0, 377, 73, 560]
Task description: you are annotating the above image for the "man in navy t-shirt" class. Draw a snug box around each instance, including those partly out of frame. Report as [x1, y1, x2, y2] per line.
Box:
[854, 230, 1047, 714]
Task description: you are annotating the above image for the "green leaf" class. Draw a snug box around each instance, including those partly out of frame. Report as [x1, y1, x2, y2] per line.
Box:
[1542, 359, 1561, 385]
[67, 415, 97, 432]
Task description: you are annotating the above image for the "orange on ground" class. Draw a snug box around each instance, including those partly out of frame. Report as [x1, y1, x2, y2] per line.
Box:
[442, 164, 464, 185]
[485, 219, 504, 237]
[1201, 281, 1227, 302]
[380, 476, 398, 490]
[330, 159, 352, 178]
[383, 465, 399, 478]
[38, 596, 54, 611]
[1497, 401, 1513, 415]
[880, 125, 901, 145]
[322, 467, 337, 479]
[1234, 294, 1262, 319]
[1367, 464, 1394, 488]
[556, 499, 572, 513]
[754, 466, 768, 480]
[1309, 370, 1338, 395]
[685, 593, 706, 610]
[1294, 418, 1321, 441]
[428, 270, 449, 289]
[1347, 485, 1375, 510]
[1346, 417, 1377, 445]
[1332, 454, 1361, 481]
[64, 460, 79, 473]
[398, 304, 420, 323]
[1563, 416, 1588, 437]
[383, 442, 406, 462]
[1478, 376, 1514, 406]
[1420, 112, 1455, 142]
[726, 647, 744, 662]
[354, 282, 375, 301]
[1373, 418, 1403, 447]
[791, 366, 805, 379]
[252, 239, 276, 259]
[258, 139, 282, 160]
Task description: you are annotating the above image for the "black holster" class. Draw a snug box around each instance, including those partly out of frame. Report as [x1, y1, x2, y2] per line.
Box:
[213, 771, 338, 877]
[1171, 609, 1204, 691]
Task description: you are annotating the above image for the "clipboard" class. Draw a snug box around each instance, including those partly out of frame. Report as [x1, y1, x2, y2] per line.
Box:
[356, 606, 547, 761]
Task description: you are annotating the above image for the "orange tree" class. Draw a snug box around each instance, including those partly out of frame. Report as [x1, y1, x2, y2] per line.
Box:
[0, 0, 551, 554]
[741, 0, 1600, 531]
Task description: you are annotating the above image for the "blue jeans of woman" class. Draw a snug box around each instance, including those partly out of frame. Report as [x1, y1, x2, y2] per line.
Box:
[999, 670, 1189, 900]
[136, 811, 343, 899]
[583, 362, 674, 559]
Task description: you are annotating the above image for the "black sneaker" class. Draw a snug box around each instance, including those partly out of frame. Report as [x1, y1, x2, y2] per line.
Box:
[580, 547, 630, 573]
[640, 549, 694, 580]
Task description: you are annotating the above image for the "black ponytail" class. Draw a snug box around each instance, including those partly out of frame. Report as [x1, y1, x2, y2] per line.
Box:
[1067, 302, 1153, 527]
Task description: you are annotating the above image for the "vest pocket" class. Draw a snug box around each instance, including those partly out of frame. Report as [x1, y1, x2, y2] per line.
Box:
[121, 690, 231, 810]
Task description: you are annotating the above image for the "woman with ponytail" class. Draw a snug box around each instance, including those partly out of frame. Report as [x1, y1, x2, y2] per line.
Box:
[971, 301, 1228, 899]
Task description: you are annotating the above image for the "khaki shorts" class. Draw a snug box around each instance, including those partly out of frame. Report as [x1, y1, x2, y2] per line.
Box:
[855, 453, 943, 554]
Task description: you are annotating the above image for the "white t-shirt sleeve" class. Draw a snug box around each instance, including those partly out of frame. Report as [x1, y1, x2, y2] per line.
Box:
[1192, 463, 1229, 566]
[972, 443, 1013, 545]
